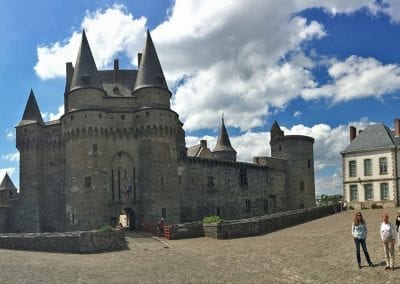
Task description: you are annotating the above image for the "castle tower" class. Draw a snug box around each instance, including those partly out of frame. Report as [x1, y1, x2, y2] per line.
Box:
[269, 121, 315, 209]
[132, 30, 181, 225]
[14, 90, 44, 232]
[133, 30, 171, 109]
[65, 30, 106, 112]
[212, 115, 237, 161]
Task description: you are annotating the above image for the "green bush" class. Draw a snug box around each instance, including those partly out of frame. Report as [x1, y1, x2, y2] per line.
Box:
[99, 224, 114, 232]
[202, 215, 222, 224]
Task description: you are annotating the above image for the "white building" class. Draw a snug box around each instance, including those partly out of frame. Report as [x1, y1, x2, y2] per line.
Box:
[341, 120, 400, 209]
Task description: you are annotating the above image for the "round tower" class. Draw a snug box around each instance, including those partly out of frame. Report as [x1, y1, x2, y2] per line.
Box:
[270, 122, 315, 209]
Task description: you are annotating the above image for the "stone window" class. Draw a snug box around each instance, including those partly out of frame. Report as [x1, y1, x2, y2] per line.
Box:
[84, 176, 91, 188]
[263, 199, 268, 213]
[300, 203, 305, 209]
[178, 175, 182, 185]
[82, 74, 91, 84]
[162, 208, 167, 218]
[379, 157, 388, 174]
[161, 177, 164, 186]
[364, 184, 373, 200]
[70, 115, 74, 121]
[98, 113, 102, 118]
[121, 115, 125, 120]
[307, 159, 311, 169]
[216, 208, 221, 216]
[349, 160, 357, 177]
[350, 184, 358, 201]
[244, 199, 251, 214]
[300, 181, 305, 192]
[364, 159, 372, 176]
[146, 111, 149, 118]
[92, 144, 98, 153]
[239, 168, 248, 186]
[207, 176, 214, 187]
[279, 146, 282, 151]
[380, 183, 389, 200]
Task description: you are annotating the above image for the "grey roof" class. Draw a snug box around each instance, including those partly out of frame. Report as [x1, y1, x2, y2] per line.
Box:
[99, 70, 137, 96]
[0, 173, 17, 191]
[187, 144, 213, 159]
[18, 89, 44, 126]
[134, 30, 168, 92]
[69, 30, 103, 91]
[212, 116, 237, 153]
[343, 123, 398, 153]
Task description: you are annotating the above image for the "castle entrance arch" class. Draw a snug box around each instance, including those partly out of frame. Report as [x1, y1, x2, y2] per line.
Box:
[124, 207, 136, 230]
[110, 151, 136, 202]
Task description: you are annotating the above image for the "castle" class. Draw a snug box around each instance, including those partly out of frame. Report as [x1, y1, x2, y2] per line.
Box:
[0, 30, 315, 233]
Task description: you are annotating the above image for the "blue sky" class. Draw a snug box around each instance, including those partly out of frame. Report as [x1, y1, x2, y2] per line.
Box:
[1, 0, 400, 196]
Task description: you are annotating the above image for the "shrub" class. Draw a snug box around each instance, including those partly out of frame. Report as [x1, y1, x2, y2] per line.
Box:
[202, 215, 222, 224]
[99, 224, 114, 232]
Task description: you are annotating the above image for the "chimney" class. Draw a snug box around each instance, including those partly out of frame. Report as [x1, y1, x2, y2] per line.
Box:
[200, 140, 207, 148]
[350, 126, 357, 142]
[395, 119, 400, 137]
[114, 59, 119, 82]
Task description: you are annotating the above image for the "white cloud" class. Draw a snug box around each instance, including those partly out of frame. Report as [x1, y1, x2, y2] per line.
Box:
[315, 172, 343, 196]
[34, 4, 147, 79]
[33, 1, 400, 132]
[381, 0, 400, 23]
[2, 152, 20, 162]
[42, 105, 65, 122]
[302, 56, 400, 103]
[0, 167, 16, 181]
[5, 129, 15, 141]
[293, 111, 302, 118]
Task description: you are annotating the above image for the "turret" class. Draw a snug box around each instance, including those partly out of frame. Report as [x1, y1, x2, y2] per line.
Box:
[65, 30, 106, 112]
[132, 30, 171, 108]
[212, 115, 237, 161]
[17, 89, 44, 127]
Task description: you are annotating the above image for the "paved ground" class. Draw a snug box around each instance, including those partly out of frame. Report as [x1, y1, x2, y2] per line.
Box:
[1, 208, 400, 283]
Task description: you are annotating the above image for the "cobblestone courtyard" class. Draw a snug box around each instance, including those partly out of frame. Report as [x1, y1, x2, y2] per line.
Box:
[1, 208, 400, 283]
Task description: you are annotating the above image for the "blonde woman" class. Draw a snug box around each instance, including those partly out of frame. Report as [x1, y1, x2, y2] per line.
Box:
[352, 211, 373, 269]
[380, 213, 395, 270]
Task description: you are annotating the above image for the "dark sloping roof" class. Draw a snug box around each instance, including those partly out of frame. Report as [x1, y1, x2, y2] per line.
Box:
[343, 124, 397, 152]
[18, 89, 44, 126]
[69, 30, 103, 91]
[0, 173, 17, 191]
[212, 116, 237, 153]
[271, 120, 281, 132]
[134, 30, 168, 91]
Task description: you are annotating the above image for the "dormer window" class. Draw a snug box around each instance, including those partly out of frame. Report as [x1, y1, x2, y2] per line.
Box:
[82, 74, 91, 84]
[113, 86, 119, 94]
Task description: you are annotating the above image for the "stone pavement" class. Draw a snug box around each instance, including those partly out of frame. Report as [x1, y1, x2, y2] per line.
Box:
[1, 207, 400, 283]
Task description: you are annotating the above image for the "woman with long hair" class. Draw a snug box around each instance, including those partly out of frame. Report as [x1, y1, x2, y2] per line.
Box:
[352, 211, 373, 269]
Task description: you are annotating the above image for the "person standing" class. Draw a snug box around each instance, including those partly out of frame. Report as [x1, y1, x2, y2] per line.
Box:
[396, 210, 400, 255]
[352, 211, 373, 269]
[380, 213, 396, 270]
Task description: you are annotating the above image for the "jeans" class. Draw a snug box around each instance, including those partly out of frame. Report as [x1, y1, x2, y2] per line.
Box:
[354, 238, 372, 264]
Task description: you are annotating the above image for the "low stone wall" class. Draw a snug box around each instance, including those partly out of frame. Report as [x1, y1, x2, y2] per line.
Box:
[168, 222, 204, 240]
[0, 230, 125, 253]
[204, 205, 335, 239]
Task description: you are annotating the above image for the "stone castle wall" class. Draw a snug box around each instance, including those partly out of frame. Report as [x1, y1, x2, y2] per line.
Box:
[178, 157, 288, 222]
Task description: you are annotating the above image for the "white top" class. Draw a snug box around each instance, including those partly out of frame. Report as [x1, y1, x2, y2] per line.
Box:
[380, 222, 395, 241]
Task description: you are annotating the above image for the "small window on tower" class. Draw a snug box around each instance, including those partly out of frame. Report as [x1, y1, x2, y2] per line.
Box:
[82, 74, 91, 84]
[84, 176, 91, 188]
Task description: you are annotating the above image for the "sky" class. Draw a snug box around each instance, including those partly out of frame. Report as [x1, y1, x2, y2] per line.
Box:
[1, 0, 400, 196]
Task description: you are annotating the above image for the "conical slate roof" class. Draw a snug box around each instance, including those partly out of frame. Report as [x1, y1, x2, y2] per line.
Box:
[0, 173, 17, 191]
[18, 89, 44, 126]
[69, 30, 103, 91]
[212, 115, 237, 153]
[271, 120, 281, 131]
[134, 30, 168, 91]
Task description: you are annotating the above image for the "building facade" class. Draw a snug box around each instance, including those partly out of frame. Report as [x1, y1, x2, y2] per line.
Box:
[2, 31, 315, 233]
[341, 121, 400, 209]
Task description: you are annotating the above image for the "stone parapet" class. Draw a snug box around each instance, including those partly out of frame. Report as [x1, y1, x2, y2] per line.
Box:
[0, 230, 125, 253]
